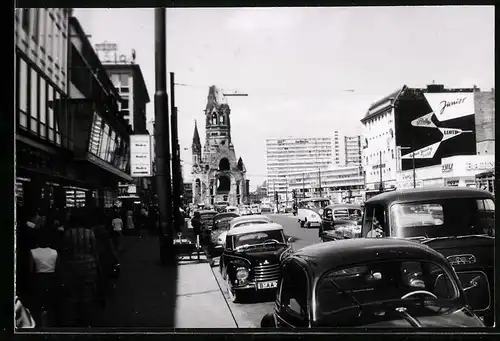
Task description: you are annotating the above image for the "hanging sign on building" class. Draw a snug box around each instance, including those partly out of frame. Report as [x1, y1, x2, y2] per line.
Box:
[130, 135, 152, 177]
[94, 41, 136, 64]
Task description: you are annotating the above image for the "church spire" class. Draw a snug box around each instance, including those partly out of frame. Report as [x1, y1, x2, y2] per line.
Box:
[192, 120, 201, 147]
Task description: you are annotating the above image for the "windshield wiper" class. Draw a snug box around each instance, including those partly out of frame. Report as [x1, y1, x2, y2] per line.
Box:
[328, 279, 365, 317]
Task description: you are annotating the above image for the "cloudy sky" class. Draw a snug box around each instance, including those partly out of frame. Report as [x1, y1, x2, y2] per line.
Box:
[74, 6, 494, 190]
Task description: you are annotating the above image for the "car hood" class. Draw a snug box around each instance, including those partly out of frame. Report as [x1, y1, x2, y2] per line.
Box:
[235, 245, 289, 265]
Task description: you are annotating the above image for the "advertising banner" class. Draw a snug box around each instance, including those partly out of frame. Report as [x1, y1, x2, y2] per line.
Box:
[130, 135, 152, 177]
[440, 155, 495, 179]
[396, 90, 476, 170]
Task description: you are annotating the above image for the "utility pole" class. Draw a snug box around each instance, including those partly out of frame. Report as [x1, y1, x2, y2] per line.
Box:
[154, 8, 173, 265]
[285, 177, 289, 210]
[273, 179, 278, 213]
[412, 150, 416, 188]
[170, 72, 181, 233]
[379, 150, 383, 193]
[318, 168, 322, 197]
[302, 173, 305, 199]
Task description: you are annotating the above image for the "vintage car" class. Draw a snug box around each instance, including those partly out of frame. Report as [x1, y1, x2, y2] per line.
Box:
[209, 212, 240, 256]
[297, 198, 330, 228]
[215, 215, 274, 248]
[225, 206, 240, 215]
[240, 205, 252, 216]
[195, 209, 218, 246]
[261, 238, 485, 328]
[250, 204, 262, 215]
[220, 223, 293, 303]
[319, 203, 362, 241]
[361, 187, 494, 326]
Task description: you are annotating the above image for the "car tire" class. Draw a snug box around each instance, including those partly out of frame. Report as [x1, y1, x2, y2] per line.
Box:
[226, 277, 239, 303]
[261, 313, 276, 328]
[299, 220, 305, 228]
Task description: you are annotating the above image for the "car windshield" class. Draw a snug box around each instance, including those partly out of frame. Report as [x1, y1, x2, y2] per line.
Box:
[300, 200, 330, 209]
[214, 216, 236, 230]
[232, 220, 269, 229]
[234, 230, 285, 249]
[334, 208, 362, 221]
[363, 198, 495, 238]
[315, 259, 460, 326]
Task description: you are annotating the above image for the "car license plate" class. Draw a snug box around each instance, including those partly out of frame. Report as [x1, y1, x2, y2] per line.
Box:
[257, 280, 278, 290]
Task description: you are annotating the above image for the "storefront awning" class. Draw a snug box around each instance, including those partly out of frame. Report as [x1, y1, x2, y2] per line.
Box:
[85, 152, 133, 182]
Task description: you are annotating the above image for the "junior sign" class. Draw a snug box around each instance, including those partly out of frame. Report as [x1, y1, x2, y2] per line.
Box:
[130, 135, 152, 177]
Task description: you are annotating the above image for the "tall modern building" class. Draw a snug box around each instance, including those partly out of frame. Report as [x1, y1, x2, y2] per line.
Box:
[265, 137, 332, 200]
[104, 64, 150, 134]
[344, 135, 363, 166]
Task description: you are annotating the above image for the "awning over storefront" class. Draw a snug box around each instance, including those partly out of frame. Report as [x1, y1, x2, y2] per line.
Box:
[85, 152, 133, 182]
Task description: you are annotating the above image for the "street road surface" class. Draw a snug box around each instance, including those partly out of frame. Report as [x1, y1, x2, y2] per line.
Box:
[211, 213, 321, 328]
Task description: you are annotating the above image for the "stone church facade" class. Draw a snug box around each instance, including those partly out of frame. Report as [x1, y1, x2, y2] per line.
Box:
[191, 86, 248, 206]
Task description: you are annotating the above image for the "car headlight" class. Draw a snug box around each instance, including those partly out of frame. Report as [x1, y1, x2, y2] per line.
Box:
[236, 267, 249, 281]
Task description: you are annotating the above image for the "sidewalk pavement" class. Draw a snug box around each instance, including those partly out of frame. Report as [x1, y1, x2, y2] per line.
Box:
[93, 234, 236, 328]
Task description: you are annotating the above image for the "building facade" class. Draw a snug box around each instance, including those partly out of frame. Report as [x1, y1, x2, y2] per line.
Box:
[344, 135, 362, 166]
[332, 130, 344, 166]
[474, 87, 495, 156]
[191, 86, 248, 206]
[15, 8, 73, 211]
[288, 165, 364, 204]
[361, 84, 483, 193]
[265, 137, 332, 200]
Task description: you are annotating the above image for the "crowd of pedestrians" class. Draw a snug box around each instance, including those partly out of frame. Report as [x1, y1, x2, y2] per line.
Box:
[15, 203, 156, 329]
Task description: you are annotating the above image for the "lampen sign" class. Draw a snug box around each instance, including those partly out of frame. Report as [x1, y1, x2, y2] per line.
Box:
[94, 41, 136, 64]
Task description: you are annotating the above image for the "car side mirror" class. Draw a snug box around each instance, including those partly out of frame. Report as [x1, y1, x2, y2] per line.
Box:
[287, 236, 293, 243]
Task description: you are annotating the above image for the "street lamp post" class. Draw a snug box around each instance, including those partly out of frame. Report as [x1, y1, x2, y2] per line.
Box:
[154, 8, 173, 265]
[379, 151, 384, 193]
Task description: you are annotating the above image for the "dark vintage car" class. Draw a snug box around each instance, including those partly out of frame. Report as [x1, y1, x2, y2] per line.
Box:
[220, 223, 293, 303]
[195, 210, 218, 246]
[209, 212, 240, 257]
[319, 203, 362, 241]
[360, 187, 494, 326]
[261, 238, 485, 328]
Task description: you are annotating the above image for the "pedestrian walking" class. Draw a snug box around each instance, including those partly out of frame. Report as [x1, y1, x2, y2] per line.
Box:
[59, 210, 100, 327]
[29, 230, 60, 327]
[111, 213, 124, 252]
[190, 211, 202, 248]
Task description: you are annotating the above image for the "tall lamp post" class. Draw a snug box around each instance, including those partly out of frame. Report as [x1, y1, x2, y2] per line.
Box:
[154, 8, 173, 265]
[400, 146, 416, 188]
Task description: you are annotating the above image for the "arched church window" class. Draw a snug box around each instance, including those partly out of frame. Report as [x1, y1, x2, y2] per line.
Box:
[219, 114, 225, 124]
[212, 113, 217, 125]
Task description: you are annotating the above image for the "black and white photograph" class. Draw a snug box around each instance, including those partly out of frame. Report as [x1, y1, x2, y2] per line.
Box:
[14, 6, 494, 331]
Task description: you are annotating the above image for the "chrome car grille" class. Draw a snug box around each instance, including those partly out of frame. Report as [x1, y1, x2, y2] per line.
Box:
[253, 263, 280, 282]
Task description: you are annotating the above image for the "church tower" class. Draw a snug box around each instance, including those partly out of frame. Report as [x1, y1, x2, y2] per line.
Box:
[204, 86, 232, 160]
[191, 120, 202, 165]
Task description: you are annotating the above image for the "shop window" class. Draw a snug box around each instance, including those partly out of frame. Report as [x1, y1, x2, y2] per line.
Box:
[30, 69, 38, 133]
[22, 8, 30, 33]
[18, 58, 28, 128]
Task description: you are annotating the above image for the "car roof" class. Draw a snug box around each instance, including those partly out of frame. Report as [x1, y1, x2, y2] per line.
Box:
[300, 197, 330, 203]
[325, 203, 362, 210]
[226, 222, 284, 236]
[198, 210, 217, 214]
[365, 187, 493, 205]
[291, 238, 448, 273]
[230, 215, 272, 225]
[214, 212, 239, 219]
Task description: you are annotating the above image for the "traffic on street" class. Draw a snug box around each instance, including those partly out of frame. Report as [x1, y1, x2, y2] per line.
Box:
[14, 6, 494, 332]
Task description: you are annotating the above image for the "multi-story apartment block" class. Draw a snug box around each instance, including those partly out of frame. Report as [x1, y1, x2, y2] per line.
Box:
[265, 137, 332, 200]
[344, 135, 363, 166]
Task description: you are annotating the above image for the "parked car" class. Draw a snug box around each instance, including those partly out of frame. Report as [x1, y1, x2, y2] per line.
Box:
[240, 205, 252, 216]
[196, 209, 218, 246]
[261, 204, 272, 213]
[226, 206, 240, 215]
[319, 203, 363, 241]
[361, 187, 494, 326]
[215, 215, 274, 249]
[261, 238, 486, 328]
[297, 198, 330, 228]
[250, 204, 262, 215]
[220, 223, 293, 303]
[209, 212, 240, 257]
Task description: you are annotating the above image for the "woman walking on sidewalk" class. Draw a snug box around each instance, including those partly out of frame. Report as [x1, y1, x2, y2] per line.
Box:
[59, 210, 100, 327]
[111, 213, 124, 252]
